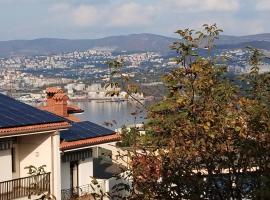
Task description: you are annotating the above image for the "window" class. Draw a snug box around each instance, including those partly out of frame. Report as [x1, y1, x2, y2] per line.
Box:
[11, 147, 16, 172]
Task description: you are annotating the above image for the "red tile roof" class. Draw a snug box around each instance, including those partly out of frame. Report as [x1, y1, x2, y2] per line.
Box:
[46, 87, 63, 94]
[40, 87, 122, 151]
[0, 122, 70, 137]
[52, 93, 69, 101]
[60, 134, 121, 151]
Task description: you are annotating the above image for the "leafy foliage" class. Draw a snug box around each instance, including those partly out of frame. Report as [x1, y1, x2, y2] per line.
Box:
[88, 176, 109, 200]
[117, 126, 140, 148]
[106, 24, 270, 200]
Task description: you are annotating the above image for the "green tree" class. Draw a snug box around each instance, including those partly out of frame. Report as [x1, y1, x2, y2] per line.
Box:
[107, 24, 270, 200]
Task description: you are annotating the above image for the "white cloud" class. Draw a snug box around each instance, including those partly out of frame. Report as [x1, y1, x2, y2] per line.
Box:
[165, 0, 240, 12]
[255, 0, 270, 11]
[49, 3, 102, 27]
[108, 2, 155, 26]
[50, 2, 155, 28]
[46, 0, 267, 37]
[227, 20, 265, 35]
[192, 17, 265, 35]
[50, 3, 71, 12]
[71, 5, 100, 26]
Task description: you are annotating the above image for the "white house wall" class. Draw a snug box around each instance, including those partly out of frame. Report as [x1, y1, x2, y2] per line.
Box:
[18, 132, 53, 177]
[78, 157, 93, 187]
[107, 172, 132, 198]
[61, 161, 70, 190]
[0, 149, 12, 182]
[61, 156, 94, 190]
[17, 131, 61, 199]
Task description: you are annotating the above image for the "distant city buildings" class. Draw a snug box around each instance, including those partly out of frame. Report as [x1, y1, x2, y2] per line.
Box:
[0, 69, 72, 97]
[217, 48, 270, 74]
[0, 48, 269, 102]
[0, 49, 168, 101]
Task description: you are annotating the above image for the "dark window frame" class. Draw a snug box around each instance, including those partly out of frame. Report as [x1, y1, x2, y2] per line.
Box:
[11, 147, 16, 172]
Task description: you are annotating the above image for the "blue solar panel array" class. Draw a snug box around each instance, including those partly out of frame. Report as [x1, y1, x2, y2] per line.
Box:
[0, 93, 66, 128]
[60, 121, 115, 142]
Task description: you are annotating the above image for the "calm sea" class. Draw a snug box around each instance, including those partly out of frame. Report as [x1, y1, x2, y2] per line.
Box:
[72, 101, 146, 130]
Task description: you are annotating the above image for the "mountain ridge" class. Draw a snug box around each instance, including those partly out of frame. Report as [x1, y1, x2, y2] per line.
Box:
[0, 33, 270, 57]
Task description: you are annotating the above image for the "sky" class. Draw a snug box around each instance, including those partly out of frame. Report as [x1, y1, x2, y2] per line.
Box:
[0, 0, 270, 40]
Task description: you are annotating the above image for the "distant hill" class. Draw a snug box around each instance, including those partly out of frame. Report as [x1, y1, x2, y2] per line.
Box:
[0, 33, 270, 57]
[216, 40, 270, 50]
[0, 34, 175, 57]
[217, 33, 270, 45]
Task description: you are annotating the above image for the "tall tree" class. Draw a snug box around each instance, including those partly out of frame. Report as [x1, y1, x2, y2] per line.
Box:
[108, 24, 270, 200]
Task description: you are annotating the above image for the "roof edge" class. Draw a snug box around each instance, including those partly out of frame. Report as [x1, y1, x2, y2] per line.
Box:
[60, 133, 121, 151]
[0, 122, 70, 137]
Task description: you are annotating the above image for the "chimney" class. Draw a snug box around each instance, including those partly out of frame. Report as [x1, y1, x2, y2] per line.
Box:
[45, 87, 69, 117]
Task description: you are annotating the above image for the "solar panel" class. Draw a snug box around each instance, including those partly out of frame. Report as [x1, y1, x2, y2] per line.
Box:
[0, 93, 66, 128]
[60, 121, 115, 142]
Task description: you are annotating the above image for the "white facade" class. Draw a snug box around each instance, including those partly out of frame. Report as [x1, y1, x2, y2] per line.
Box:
[74, 83, 85, 91]
[61, 150, 94, 190]
[61, 162, 70, 190]
[0, 133, 122, 200]
[18, 133, 53, 177]
[87, 84, 102, 92]
[78, 158, 94, 187]
[0, 131, 62, 200]
[0, 149, 12, 182]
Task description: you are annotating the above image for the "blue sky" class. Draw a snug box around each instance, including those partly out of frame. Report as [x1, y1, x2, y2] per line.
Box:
[0, 0, 269, 40]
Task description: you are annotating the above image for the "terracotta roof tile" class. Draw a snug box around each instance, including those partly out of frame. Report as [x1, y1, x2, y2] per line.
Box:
[46, 87, 63, 94]
[52, 93, 69, 101]
[0, 122, 70, 137]
[60, 134, 121, 151]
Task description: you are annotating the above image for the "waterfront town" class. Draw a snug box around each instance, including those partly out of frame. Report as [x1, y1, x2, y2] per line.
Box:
[0, 49, 166, 102]
[1, 48, 270, 103]
[0, 45, 269, 199]
[0, 0, 270, 199]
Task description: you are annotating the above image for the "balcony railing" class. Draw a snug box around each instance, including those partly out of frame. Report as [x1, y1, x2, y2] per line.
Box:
[0, 172, 50, 200]
[61, 184, 93, 200]
[61, 180, 106, 200]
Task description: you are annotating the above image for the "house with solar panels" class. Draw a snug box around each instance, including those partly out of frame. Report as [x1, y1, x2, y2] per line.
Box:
[39, 88, 123, 199]
[0, 92, 70, 199]
[0, 88, 123, 200]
